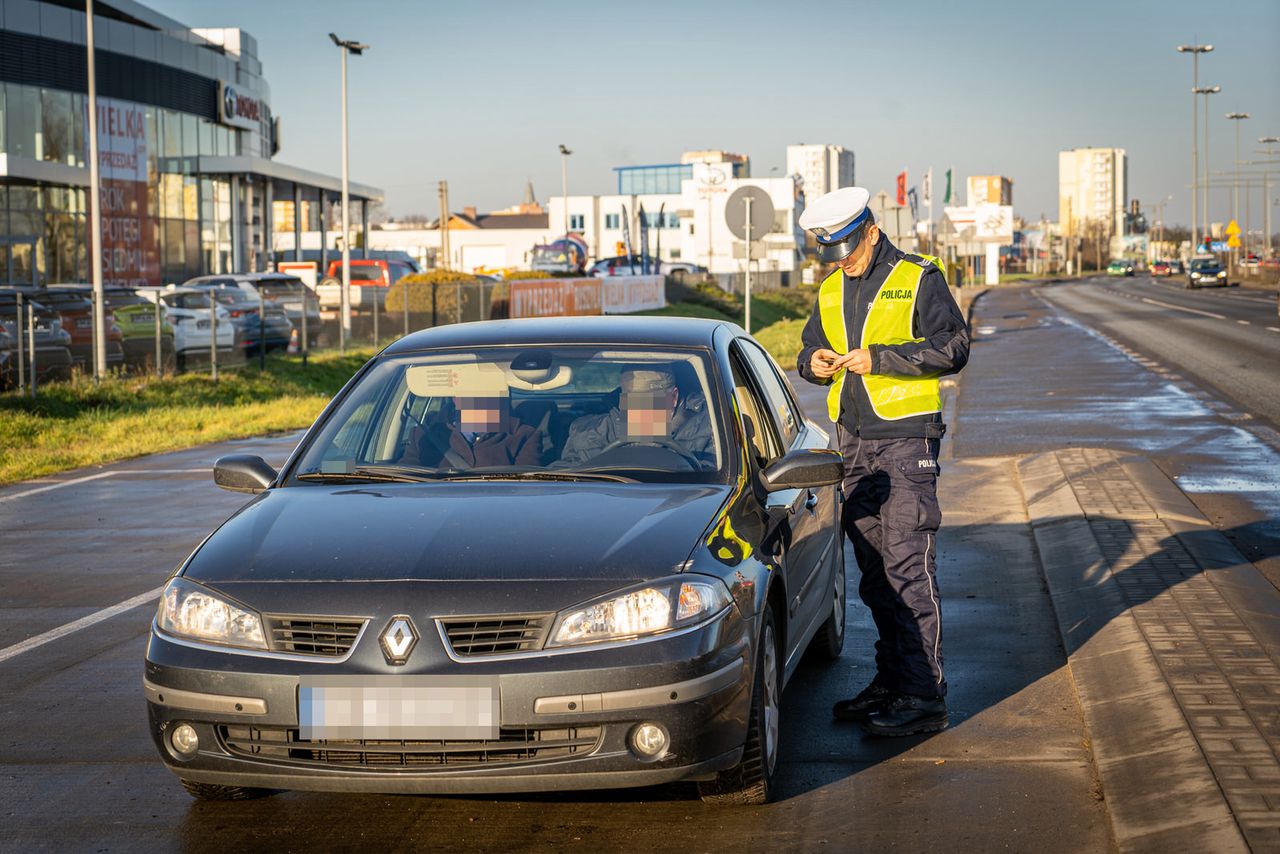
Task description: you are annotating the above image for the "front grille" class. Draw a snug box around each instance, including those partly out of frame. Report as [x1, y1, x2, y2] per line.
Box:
[220, 725, 600, 767]
[440, 615, 552, 657]
[265, 616, 365, 657]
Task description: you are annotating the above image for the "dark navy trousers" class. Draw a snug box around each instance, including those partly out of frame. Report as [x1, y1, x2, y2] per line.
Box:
[837, 430, 946, 699]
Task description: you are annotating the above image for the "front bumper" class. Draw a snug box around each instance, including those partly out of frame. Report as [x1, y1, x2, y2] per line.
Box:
[144, 609, 752, 794]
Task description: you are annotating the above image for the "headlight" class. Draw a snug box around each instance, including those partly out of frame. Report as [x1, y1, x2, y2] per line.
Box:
[549, 576, 732, 647]
[1217, 271, 1226, 278]
[1190, 272, 1200, 278]
[156, 577, 267, 649]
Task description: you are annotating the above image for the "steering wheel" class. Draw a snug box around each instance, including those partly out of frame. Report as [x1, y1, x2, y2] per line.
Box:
[596, 437, 702, 470]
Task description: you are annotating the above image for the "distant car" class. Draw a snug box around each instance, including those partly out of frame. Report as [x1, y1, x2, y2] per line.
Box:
[1242, 254, 1260, 270]
[1106, 260, 1135, 277]
[589, 255, 705, 277]
[0, 290, 74, 383]
[1150, 261, 1171, 277]
[142, 288, 236, 368]
[324, 259, 417, 288]
[54, 284, 176, 371]
[1167, 260, 1185, 276]
[1187, 258, 1229, 289]
[3, 286, 125, 370]
[184, 274, 320, 343]
[184, 281, 293, 355]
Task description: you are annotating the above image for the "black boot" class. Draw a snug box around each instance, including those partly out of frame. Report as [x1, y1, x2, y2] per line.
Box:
[860, 693, 948, 736]
[832, 681, 895, 722]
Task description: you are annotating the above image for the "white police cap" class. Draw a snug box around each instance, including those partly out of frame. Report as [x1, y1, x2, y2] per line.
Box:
[798, 186, 873, 261]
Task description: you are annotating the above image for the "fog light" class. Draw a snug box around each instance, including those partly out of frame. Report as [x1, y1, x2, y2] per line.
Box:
[170, 723, 199, 757]
[630, 723, 668, 758]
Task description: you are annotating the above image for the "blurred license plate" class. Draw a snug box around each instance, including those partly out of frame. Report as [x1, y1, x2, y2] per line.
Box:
[196, 319, 210, 329]
[299, 675, 500, 740]
[133, 311, 155, 323]
[77, 318, 93, 329]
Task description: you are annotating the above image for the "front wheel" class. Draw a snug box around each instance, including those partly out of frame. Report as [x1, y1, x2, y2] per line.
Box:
[699, 609, 781, 805]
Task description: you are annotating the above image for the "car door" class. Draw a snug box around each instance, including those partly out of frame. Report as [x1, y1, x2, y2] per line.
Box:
[733, 339, 838, 655]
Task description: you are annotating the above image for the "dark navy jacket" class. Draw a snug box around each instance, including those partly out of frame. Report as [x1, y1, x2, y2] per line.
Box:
[797, 237, 969, 439]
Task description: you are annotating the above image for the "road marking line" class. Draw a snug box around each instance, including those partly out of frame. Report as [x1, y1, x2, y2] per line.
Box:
[1238, 320, 1251, 326]
[0, 471, 120, 502]
[1139, 297, 1226, 320]
[0, 468, 210, 503]
[1268, 327, 1280, 333]
[0, 586, 164, 664]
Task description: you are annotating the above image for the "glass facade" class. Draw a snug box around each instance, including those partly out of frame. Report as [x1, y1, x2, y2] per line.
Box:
[616, 164, 692, 196]
[0, 81, 243, 286]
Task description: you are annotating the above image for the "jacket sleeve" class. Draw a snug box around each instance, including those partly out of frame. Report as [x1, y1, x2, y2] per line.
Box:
[796, 298, 835, 386]
[868, 269, 969, 377]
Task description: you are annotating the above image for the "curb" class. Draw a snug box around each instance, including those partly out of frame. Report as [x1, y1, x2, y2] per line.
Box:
[1015, 450, 1250, 853]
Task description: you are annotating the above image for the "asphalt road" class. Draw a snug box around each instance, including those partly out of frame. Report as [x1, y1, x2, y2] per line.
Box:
[958, 277, 1280, 591]
[0, 377, 1110, 852]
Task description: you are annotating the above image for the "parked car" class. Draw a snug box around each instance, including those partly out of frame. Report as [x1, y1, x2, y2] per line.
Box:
[54, 284, 176, 371]
[1242, 253, 1260, 270]
[1106, 259, 1135, 277]
[1168, 260, 1185, 275]
[184, 274, 320, 343]
[1187, 257, 1229, 289]
[1150, 260, 1171, 277]
[3, 286, 124, 370]
[141, 287, 235, 368]
[0, 290, 74, 383]
[316, 259, 415, 311]
[184, 281, 293, 355]
[589, 255, 705, 277]
[145, 317, 845, 805]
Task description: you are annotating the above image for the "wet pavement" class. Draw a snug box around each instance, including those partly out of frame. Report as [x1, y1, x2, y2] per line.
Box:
[0, 375, 1112, 852]
[957, 279, 1280, 592]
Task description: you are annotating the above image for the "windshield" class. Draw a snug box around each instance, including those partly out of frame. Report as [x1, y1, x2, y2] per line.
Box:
[291, 346, 727, 484]
[346, 266, 385, 282]
[1190, 259, 1219, 271]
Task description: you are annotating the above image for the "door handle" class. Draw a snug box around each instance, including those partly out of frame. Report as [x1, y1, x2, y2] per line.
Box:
[804, 490, 819, 512]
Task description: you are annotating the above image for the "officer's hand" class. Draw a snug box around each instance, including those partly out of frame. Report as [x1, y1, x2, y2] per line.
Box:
[810, 348, 841, 378]
[834, 348, 873, 375]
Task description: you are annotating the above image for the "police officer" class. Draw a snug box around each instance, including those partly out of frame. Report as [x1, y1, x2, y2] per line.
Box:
[796, 186, 969, 736]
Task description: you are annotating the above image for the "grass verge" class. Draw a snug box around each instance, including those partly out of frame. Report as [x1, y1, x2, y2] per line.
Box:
[0, 349, 376, 487]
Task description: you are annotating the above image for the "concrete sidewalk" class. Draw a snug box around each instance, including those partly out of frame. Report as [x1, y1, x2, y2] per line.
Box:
[1018, 447, 1280, 852]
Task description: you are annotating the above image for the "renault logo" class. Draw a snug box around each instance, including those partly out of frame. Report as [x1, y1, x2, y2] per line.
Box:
[379, 616, 418, 665]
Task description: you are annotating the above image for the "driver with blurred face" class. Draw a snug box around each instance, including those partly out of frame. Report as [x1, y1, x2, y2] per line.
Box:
[559, 367, 713, 468]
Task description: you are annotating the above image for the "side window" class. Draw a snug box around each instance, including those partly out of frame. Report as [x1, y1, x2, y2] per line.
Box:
[736, 340, 799, 447]
[729, 354, 783, 467]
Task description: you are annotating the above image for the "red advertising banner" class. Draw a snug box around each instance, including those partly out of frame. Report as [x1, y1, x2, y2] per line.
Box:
[896, 170, 908, 206]
[508, 278, 603, 318]
[87, 97, 160, 286]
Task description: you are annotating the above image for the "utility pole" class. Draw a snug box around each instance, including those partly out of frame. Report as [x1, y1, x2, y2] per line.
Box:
[558, 144, 572, 236]
[437, 181, 450, 269]
[1261, 137, 1278, 258]
[1226, 112, 1249, 265]
[86, 0, 106, 381]
[1178, 44, 1212, 251]
[329, 33, 368, 353]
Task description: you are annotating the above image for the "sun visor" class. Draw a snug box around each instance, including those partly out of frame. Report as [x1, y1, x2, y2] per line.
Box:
[406, 363, 510, 398]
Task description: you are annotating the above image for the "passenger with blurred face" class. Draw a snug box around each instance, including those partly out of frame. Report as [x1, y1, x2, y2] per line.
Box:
[402, 366, 542, 468]
[559, 367, 713, 468]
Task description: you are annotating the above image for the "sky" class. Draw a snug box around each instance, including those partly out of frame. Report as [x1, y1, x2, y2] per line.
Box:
[150, 0, 1280, 229]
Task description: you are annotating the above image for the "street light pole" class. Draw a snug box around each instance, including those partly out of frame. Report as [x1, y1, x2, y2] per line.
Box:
[86, 0, 106, 381]
[1226, 112, 1249, 263]
[330, 33, 368, 354]
[1192, 85, 1221, 247]
[558, 144, 572, 236]
[1261, 137, 1278, 258]
[1177, 44, 1212, 251]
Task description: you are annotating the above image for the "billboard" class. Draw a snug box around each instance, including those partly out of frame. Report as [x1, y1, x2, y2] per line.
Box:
[217, 81, 267, 131]
[89, 97, 160, 287]
[966, 176, 1012, 207]
[508, 276, 665, 318]
[974, 205, 1014, 243]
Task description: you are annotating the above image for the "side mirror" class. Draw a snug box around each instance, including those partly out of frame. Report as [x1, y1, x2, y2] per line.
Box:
[760, 448, 844, 493]
[213, 454, 278, 494]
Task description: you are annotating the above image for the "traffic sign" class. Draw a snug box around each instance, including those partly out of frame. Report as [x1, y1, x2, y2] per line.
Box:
[1225, 220, 1241, 236]
[1227, 234, 1241, 248]
[725, 186, 774, 241]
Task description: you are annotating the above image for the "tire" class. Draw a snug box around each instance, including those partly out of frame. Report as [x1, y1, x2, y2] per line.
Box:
[807, 539, 847, 662]
[180, 779, 272, 801]
[698, 608, 781, 805]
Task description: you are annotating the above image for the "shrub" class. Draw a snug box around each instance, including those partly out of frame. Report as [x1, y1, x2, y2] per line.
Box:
[385, 270, 481, 315]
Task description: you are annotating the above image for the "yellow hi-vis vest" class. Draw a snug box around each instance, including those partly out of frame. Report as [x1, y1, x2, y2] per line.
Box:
[817, 255, 945, 423]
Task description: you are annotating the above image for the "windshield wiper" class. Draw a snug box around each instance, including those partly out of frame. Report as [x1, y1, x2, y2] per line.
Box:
[454, 470, 638, 484]
[296, 465, 438, 484]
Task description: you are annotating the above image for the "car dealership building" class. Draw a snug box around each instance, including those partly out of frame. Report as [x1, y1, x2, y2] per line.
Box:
[0, 0, 382, 287]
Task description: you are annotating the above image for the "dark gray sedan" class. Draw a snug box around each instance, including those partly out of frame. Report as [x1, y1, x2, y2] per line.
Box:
[145, 317, 845, 805]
